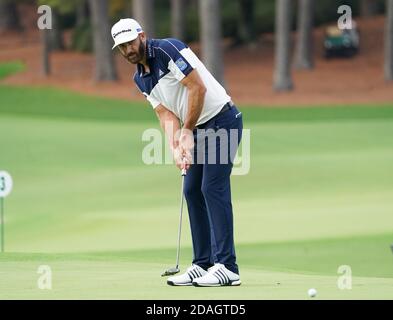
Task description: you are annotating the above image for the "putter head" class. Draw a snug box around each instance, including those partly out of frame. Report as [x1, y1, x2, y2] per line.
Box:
[161, 267, 180, 277]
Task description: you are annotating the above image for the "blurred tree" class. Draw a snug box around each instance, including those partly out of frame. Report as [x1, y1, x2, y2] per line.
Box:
[72, 0, 92, 53]
[48, 8, 64, 50]
[236, 0, 256, 45]
[88, 0, 117, 81]
[385, 0, 393, 80]
[110, 0, 131, 19]
[37, 0, 66, 50]
[361, 0, 379, 17]
[171, 0, 186, 40]
[41, 29, 51, 76]
[0, 0, 21, 33]
[132, 0, 155, 37]
[199, 0, 224, 85]
[273, 0, 293, 91]
[294, 0, 314, 70]
[76, 0, 88, 27]
[37, 3, 54, 77]
[71, 20, 93, 53]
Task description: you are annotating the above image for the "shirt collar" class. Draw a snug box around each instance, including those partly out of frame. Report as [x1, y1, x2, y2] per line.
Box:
[137, 38, 155, 77]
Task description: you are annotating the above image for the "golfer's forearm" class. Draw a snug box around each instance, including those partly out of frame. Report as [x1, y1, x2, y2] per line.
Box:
[183, 86, 206, 131]
[159, 112, 181, 151]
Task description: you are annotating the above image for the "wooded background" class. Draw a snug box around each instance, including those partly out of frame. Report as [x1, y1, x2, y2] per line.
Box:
[1, 0, 391, 90]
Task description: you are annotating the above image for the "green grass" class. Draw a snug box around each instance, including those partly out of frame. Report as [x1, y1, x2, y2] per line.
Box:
[0, 85, 393, 299]
[0, 61, 25, 80]
[2, 85, 393, 122]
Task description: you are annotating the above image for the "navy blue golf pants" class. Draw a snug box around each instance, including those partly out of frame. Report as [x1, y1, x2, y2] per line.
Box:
[183, 104, 243, 274]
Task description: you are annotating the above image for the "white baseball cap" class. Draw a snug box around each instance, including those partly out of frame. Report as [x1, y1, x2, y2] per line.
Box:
[111, 18, 143, 50]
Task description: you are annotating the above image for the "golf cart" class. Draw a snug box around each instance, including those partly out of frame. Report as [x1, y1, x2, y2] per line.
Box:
[323, 22, 360, 58]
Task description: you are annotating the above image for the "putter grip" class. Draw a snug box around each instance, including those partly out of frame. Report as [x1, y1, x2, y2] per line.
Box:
[181, 157, 187, 176]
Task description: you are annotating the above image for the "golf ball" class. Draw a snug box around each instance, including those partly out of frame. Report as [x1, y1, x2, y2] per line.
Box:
[308, 288, 317, 298]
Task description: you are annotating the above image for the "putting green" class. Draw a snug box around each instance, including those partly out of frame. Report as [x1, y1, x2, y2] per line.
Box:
[1, 257, 393, 300]
[0, 85, 392, 299]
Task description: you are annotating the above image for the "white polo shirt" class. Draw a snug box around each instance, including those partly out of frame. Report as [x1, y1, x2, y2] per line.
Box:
[134, 38, 231, 126]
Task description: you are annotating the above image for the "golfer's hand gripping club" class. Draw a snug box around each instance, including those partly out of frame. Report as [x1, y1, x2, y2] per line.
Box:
[181, 158, 187, 178]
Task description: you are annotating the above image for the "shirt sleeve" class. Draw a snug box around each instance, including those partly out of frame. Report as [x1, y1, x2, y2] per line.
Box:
[157, 39, 194, 82]
[133, 73, 160, 109]
[145, 93, 160, 109]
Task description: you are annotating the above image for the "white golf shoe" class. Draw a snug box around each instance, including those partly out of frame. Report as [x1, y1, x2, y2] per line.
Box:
[192, 263, 241, 287]
[167, 265, 207, 286]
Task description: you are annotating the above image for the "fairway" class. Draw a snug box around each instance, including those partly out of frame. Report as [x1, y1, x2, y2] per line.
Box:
[0, 85, 393, 299]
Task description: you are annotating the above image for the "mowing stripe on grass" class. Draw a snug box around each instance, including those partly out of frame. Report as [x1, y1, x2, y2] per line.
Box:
[2, 85, 393, 123]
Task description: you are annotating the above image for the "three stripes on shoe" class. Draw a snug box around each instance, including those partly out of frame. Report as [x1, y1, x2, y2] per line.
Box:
[187, 268, 203, 280]
[211, 269, 231, 285]
[188, 267, 231, 285]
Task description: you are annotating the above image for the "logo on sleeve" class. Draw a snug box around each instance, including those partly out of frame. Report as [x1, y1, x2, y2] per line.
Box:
[158, 69, 164, 78]
[175, 58, 188, 71]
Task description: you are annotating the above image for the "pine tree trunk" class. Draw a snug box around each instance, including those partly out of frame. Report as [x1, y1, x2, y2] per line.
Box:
[273, 0, 293, 91]
[237, 0, 255, 44]
[199, 0, 224, 85]
[385, 0, 393, 81]
[89, 0, 118, 81]
[294, 0, 314, 70]
[48, 9, 64, 51]
[132, 0, 155, 38]
[171, 0, 186, 40]
[0, 0, 21, 33]
[41, 29, 51, 76]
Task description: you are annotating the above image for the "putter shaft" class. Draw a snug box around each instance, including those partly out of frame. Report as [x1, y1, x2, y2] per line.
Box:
[161, 165, 187, 277]
[175, 170, 186, 268]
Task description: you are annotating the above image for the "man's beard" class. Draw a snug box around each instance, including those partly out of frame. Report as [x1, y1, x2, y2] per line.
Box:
[127, 40, 145, 64]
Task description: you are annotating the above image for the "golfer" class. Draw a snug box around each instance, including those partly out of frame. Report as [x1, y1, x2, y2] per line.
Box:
[111, 18, 243, 287]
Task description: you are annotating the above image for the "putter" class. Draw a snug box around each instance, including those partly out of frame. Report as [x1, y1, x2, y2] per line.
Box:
[161, 166, 187, 277]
